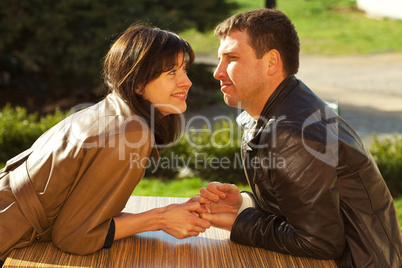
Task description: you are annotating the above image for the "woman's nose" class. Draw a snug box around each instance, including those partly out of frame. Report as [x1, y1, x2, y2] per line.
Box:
[182, 73, 192, 88]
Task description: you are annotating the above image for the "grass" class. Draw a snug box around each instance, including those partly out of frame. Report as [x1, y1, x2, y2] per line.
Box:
[133, 177, 251, 197]
[179, 0, 402, 56]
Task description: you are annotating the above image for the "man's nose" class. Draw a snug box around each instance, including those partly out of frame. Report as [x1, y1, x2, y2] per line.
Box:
[213, 62, 226, 80]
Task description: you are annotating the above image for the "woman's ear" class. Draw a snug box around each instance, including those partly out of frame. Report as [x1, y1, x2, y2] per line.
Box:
[135, 87, 143, 95]
[267, 49, 281, 75]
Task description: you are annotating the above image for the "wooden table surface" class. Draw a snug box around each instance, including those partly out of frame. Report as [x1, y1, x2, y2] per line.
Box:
[5, 196, 337, 268]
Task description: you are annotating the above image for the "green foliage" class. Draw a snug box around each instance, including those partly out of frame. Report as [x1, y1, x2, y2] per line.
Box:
[0, 0, 237, 97]
[188, 120, 244, 183]
[146, 119, 247, 184]
[2, 104, 402, 199]
[394, 198, 402, 230]
[187, 63, 220, 93]
[145, 130, 191, 179]
[370, 135, 402, 198]
[0, 104, 67, 162]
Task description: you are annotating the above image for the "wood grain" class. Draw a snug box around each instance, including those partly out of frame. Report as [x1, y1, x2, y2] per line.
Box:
[5, 196, 337, 267]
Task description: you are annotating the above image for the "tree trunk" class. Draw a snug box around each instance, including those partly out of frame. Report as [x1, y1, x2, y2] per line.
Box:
[265, 0, 276, 8]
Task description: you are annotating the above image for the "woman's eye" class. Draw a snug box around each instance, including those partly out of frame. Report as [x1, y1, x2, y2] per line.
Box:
[168, 70, 176, 75]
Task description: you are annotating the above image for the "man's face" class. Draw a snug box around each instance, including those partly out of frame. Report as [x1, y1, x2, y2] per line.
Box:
[214, 30, 270, 117]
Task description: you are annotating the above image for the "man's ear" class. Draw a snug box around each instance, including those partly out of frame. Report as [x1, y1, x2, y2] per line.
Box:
[267, 49, 281, 75]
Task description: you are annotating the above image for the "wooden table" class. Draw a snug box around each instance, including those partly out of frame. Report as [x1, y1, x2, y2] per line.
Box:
[5, 196, 337, 267]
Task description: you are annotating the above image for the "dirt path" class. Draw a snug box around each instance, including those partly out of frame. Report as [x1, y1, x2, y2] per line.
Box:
[298, 53, 402, 145]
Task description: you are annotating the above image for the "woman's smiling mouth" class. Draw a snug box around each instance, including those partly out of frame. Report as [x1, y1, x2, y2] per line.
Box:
[171, 92, 187, 100]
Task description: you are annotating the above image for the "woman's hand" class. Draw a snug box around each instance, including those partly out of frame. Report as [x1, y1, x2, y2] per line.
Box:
[157, 202, 211, 239]
[113, 202, 210, 241]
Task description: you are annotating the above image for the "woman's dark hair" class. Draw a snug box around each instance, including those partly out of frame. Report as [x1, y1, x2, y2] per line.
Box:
[215, 8, 300, 77]
[103, 24, 195, 147]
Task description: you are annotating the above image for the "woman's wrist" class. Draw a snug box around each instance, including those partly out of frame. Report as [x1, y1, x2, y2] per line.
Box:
[113, 209, 162, 240]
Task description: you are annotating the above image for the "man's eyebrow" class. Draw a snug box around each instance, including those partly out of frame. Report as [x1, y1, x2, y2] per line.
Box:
[217, 49, 239, 61]
[218, 51, 237, 58]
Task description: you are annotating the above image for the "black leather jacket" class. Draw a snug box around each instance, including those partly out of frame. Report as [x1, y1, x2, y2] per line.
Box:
[231, 76, 402, 267]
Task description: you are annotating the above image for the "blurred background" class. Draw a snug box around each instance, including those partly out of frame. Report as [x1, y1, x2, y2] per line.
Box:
[1, 0, 402, 205]
[1, 0, 401, 114]
[0, 0, 239, 113]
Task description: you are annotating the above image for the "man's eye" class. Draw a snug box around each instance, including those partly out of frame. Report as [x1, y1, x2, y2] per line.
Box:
[168, 70, 176, 75]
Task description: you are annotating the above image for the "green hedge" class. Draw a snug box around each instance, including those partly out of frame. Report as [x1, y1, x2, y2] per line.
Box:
[370, 135, 402, 198]
[149, 125, 402, 197]
[1, 105, 402, 197]
[145, 119, 246, 184]
[0, 104, 68, 162]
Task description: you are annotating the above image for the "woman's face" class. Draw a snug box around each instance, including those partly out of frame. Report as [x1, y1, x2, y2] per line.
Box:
[141, 53, 192, 116]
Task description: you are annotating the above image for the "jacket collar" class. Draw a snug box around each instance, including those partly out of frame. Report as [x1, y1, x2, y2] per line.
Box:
[107, 91, 134, 117]
[255, 75, 298, 132]
[236, 75, 298, 146]
[107, 91, 160, 161]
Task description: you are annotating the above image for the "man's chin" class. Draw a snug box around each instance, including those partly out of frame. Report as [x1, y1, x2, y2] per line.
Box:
[223, 95, 241, 108]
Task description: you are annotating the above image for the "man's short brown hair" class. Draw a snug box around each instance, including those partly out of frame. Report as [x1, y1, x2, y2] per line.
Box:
[215, 9, 300, 77]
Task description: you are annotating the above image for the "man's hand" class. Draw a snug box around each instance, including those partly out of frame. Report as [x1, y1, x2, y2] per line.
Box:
[200, 212, 237, 231]
[187, 182, 243, 230]
[191, 182, 243, 214]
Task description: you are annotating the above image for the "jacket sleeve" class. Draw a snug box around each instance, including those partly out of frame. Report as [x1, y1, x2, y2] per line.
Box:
[51, 130, 152, 255]
[230, 126, 345, 260]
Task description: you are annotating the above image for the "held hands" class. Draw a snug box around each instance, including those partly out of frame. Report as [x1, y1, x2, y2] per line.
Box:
[158, 202, 210, 239]
[190, 182, 243, 231]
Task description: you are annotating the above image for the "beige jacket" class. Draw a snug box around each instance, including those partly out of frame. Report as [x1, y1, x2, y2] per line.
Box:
[0, 92, 158, 261]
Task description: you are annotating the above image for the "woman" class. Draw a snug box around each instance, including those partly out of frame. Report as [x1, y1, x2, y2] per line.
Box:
[0, 25, 210, 264]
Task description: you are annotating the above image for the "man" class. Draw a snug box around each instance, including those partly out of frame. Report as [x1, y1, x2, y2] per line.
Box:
[195, 8, 402, 268]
